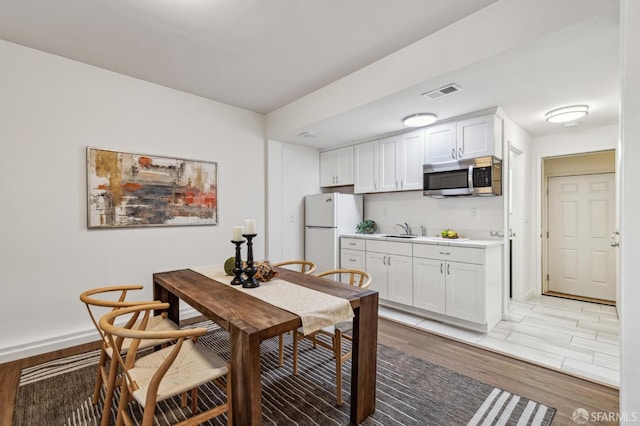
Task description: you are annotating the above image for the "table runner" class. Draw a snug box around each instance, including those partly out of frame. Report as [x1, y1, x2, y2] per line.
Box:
[190, 265, 354, 335]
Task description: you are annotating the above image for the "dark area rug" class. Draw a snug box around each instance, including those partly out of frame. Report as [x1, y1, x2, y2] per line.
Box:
[14, 321, 555, 425]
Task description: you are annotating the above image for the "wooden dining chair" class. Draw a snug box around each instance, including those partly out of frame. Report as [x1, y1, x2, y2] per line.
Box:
[291, 268, 370, 406]
[99, 302, 232, 426]
[273, 260, 317, 367]
[272, 259, 317, 274]
[79, 285, 179, 426]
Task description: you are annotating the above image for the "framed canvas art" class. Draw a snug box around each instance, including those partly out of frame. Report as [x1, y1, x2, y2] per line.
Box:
[87, 147, 217, 228]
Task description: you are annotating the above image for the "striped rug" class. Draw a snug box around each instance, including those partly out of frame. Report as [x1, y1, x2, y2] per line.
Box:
[14, 320, 555, 425]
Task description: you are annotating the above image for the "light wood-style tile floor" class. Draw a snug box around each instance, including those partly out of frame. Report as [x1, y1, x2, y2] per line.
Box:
[379, 294, 619, 388]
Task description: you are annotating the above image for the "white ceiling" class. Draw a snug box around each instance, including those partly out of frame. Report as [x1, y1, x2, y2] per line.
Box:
[0, 0, 620, 149]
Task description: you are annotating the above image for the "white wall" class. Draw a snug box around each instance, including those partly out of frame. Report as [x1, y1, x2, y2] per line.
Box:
[267, 140, 319, 262]
[0, 40, 266, 362]
[619, 0, 640, 418]
[530, 124, 618, 297]
[364, 191, 504, 239]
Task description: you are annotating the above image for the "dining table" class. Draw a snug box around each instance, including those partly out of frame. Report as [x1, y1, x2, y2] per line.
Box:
[152, 266, 379, 426]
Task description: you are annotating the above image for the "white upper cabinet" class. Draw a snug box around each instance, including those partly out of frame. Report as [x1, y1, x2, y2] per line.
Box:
[378, 135, 400, 192]
[354, 140, 379, 193]
[320, 146, 354, 187]
[424, 122, 457, 164]
[399, 130, 425, 190]
[354, 130, 424, 194]
[424, 113, 503, 164]
[456, 114, 502, 160]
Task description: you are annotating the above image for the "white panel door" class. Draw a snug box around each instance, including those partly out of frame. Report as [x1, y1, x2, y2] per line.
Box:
[548, 174, 616, 301]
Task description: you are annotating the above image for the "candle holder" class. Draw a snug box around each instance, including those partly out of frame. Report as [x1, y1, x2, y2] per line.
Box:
[242, 233, 260, 288]
[230, 240, 246, 286]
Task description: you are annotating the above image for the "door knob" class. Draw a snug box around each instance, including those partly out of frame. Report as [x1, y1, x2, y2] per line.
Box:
[611, 231, 620, 247]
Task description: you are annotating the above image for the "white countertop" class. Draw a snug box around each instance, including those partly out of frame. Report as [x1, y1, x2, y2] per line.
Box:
[341, 233, 504, 248]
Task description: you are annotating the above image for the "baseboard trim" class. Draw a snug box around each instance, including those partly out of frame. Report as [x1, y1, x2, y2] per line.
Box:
[0, 307, 200, 364]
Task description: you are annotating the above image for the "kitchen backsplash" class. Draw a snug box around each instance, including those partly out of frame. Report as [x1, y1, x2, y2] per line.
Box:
[362, 190, 504, 240]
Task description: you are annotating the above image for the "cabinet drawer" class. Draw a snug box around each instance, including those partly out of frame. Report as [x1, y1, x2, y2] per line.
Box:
[366, 240, 412, 256]
[413, 244, 484, 264]
[341, 249, 366, 270]
[341, 237, 365, 251]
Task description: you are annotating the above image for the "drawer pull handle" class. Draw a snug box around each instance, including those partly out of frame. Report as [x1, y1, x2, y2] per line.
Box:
[447, 264, 450, 275]
[349, 258, 357, 262]
[349, 242, 356, 245]
[440, 263, 443, 274]
[439, 251, 451, 255]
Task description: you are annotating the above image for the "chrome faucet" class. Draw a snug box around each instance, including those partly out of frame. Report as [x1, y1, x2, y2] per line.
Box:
[396, 223, 412, 235]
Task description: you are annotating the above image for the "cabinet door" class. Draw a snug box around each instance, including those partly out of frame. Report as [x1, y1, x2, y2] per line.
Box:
[354, 141, 378, 193]
[425, 122, 456, 163]
[336, 146, 354, 185]
[399, 130, 425, 190]
[378, 136, 399, 192]
[456, 115, 495, 160]
[445, 261, 485, 323]
[320, 150, 338, 187]
[341, 249, 366, 271]
[365, 251, 388, 299]
[387, 254, 413, 305]
[412, 257, 446, 314]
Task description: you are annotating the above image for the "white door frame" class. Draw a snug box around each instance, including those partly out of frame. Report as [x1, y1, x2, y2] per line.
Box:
[508, 144, 525, 304]
[535, 148, 618, 297]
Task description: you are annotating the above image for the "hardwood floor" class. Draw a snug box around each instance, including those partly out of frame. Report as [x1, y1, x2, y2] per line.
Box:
[1, 318, 618, 426]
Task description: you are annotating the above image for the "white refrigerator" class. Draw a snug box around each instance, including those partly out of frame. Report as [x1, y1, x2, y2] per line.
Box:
[305, 193, 364, 273]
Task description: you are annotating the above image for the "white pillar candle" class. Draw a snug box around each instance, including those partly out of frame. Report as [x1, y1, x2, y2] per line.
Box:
[244, 219, 256, 234]
[232, 226, 244, 241]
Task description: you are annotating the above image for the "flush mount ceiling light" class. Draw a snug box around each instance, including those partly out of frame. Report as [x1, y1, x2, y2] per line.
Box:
[402, 113, 437, 127]
[545, 105, 589, 123]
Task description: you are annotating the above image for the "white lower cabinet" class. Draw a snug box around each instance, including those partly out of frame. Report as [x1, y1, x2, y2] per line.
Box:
[444, 261, 484, 323]
[365, 240, 412, 304]
[413, 244, 500, 331]
[365, 251, 388, 299]
[340, 249, 366, 271]
[341, 236, 502, 331]
[412, 257, 445, 314]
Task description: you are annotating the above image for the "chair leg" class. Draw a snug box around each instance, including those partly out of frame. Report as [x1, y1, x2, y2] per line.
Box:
[293, 331, 299, 375]
[334, 331, 343, 406]
[191, 388, 198, 413]
[101, 354, 120, 426]
[92, 349, 107, 404]
[114, 380, 131, 426]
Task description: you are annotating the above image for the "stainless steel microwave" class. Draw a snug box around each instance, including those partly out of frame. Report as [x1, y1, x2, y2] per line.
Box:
[423, 156, 502, 197]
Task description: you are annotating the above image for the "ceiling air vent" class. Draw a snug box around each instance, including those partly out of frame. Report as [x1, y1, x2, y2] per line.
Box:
[297, 130, 319, 138]
[421, 83, 462, 100]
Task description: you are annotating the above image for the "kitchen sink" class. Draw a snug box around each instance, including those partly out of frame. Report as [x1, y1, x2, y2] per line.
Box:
[382, 234, 418, 239]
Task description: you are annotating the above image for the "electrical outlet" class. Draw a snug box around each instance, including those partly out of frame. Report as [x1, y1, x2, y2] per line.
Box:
[384, 208, 388, 217]
[471, 208, 477, 217]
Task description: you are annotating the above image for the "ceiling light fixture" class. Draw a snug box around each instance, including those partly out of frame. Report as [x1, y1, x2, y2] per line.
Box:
[545, 105, 589, 123]
[402, 113, 437, 127]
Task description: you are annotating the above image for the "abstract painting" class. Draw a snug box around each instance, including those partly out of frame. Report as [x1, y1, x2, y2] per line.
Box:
[87, 147, 217, 228]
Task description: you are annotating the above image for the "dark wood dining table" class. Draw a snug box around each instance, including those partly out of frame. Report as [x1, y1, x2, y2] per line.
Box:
[153, 266, 379, 426]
